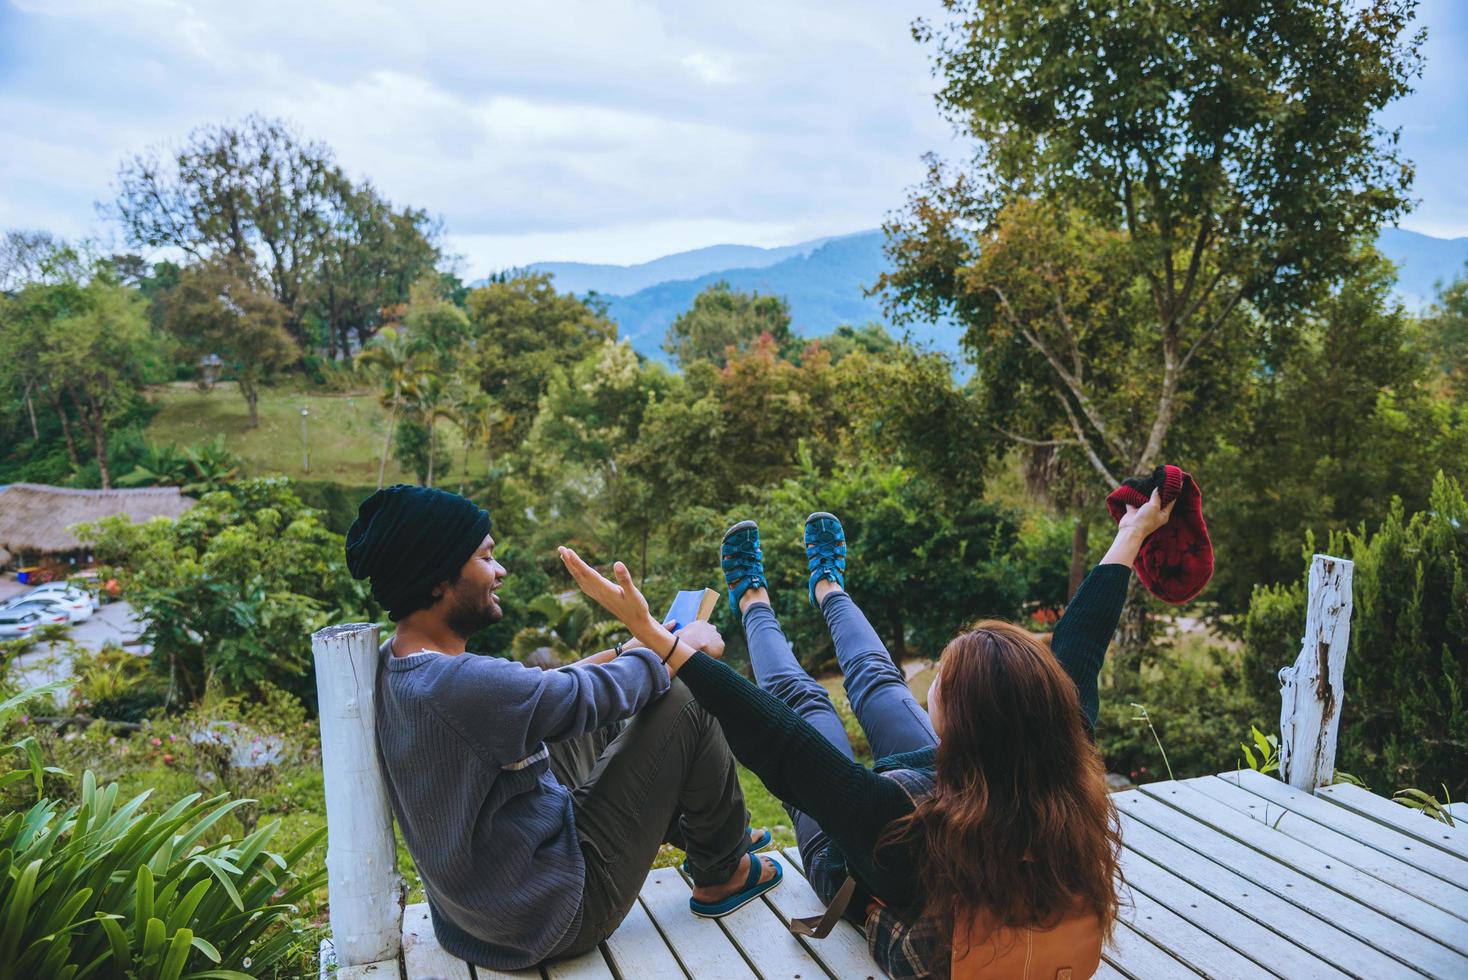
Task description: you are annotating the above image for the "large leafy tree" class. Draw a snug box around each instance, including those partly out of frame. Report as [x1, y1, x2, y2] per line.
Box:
[1423, 262, 1468, 397]
[313, 181, 440, 358]
[663, 281, 799, 368]
[111, 115, 437, 348]
[884, 0, 1423, 489]
[465, 273, 616, 447]
[161, 258, 298, 428]
[883, 0, 1423, 659]
[1203, 250, 1468, 611]
[523, 339, 673, 567]
[9, 269, 161, 488]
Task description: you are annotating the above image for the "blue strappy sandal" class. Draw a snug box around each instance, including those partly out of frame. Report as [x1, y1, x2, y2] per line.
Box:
[681, 827, 771, 876]
[688, 853, 783, 919]
[805, 512, 846, 607]
[721, 520, 769, 618]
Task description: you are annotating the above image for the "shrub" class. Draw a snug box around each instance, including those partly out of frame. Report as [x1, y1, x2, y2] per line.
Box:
[0, 773, 325, 978]
[1, 681, 325, 978]
[70, 645, 168, 723]
[76, 478, 378, 707]
[1096, 646, 1263, 782]
[1241, 472, 1468, 797]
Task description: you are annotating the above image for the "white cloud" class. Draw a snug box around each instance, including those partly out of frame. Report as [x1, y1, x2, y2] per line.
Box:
[3, 0, 1464, 275]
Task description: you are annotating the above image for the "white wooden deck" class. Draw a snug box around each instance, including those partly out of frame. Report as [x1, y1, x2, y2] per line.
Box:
[324, 770, 1468, 980]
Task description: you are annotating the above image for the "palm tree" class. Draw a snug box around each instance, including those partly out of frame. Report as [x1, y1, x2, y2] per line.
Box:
[402, 370, 458, 488]
[449, 386, 499, 494]
[355, 327, 419, 488]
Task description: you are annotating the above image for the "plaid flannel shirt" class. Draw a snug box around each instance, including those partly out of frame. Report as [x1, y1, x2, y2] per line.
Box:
[863, 765, 945, 979]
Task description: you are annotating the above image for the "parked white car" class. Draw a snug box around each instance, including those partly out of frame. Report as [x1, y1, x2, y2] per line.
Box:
[0, 600, 72, 639]
[2, 584, 95, 623]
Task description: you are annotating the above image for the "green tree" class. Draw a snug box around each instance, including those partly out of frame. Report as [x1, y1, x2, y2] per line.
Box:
[1423, 262, 1468, 396]
[1204, 251, 1468, 611]
[313, 183, 440, 359]
[161, 258, 298, 428]
[663, 281, 799, 368]
[36, 272, 159, 488]
[887, 0, 1420, 480]
[355, 325, 424, 488]
[1242, 473, 1468, 798]
[805, 322, 898, 365]
[465, 272, 616, 447]
[523, 339, 673, 565]
[885, 0, 1422, 661]
[76, 478, 375, 705]
[112, 115, 438, 348]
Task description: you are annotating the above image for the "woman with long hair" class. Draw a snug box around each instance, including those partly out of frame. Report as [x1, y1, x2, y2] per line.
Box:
[559, 489, 1173, 978]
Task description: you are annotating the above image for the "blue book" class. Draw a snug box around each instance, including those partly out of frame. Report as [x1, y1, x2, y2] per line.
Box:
[662, 588, 720, 632]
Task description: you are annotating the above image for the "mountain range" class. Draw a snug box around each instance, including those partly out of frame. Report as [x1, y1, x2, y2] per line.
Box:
[508, 226, 1468, 361]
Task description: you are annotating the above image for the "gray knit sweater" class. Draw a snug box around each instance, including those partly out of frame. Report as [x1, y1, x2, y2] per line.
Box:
[374, 641, 670, 970]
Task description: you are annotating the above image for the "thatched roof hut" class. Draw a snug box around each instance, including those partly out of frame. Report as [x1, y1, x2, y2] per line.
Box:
[0, 483, 195, 560]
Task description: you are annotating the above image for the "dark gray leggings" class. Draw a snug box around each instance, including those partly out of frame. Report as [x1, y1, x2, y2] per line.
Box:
[742, 592, 937, 893]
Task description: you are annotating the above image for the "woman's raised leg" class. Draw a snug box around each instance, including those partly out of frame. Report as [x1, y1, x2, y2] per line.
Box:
[724, 520, 854, 882]
[807, 512, 938, 761]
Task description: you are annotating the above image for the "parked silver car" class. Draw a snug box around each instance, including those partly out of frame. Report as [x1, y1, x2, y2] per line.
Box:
[0, 599, 72, 639]
[1, 584, 95, 623]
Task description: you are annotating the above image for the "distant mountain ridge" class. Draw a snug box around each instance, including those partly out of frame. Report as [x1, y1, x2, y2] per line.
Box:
[525, 238, 833, 296]
[499, 226, 1468, 361]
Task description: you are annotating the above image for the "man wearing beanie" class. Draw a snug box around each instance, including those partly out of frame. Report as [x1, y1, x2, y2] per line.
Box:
[345, 485, 774, 972]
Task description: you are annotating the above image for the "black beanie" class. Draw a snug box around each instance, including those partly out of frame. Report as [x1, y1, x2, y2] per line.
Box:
[344, 484, 492, 620]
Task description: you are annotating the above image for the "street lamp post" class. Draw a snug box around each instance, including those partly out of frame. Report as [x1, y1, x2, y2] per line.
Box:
[301, 407, 310, 474]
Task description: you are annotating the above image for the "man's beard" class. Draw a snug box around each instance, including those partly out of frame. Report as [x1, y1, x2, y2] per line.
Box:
[445, 587, 502, 639]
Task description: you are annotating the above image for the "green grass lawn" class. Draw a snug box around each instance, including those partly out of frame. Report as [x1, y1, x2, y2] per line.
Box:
[145, 381, 466, 484]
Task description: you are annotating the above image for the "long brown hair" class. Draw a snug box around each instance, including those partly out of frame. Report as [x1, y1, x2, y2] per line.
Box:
[884, 620, 1122, 940]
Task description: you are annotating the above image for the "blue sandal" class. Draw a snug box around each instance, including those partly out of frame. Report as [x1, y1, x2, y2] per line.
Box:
[721, 520, 769, 618]
[681, 827, 771, 876]
[805, 512, 846, 607]
[689, 853, 783, 919]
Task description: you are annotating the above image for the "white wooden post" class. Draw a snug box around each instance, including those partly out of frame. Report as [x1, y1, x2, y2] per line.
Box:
[1278, 555, 1355, 791]
[313, 622, 404, 966]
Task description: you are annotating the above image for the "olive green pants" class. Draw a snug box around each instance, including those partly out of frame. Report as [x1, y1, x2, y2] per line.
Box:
[547, 678, 748, 957]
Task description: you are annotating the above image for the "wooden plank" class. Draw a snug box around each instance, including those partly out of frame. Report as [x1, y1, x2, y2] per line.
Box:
[602, 898, 688, 980]
[1103, 920, 1199, 978]
[1222, 769, 1468, 890]
[763, 848, 882, 980]
[1141, 781, 1468, 973]
[400, 903, 475, 980]
[543, 945, 616, 980]
[1202, 773, 1468, 921]
[1116, 792, 1418, 978]
[638, 868, 757, 980]
[1119, 883, 1273, 979]
[1317, 782, 1468, 862]
[1447, 801, 1467, 823]
[1093, 962, 1128, 980]
[706, 857, 828, 980]
[337, 963, 401, 980]
[1119, 847, 1345, 978]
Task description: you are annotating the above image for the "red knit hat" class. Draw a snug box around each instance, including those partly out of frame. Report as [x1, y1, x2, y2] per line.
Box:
[1105, 465, 1213, 604]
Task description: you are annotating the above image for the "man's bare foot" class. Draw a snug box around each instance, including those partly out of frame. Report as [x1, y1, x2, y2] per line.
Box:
[690, 852, 779, 904]
[738, 585, 771, 616]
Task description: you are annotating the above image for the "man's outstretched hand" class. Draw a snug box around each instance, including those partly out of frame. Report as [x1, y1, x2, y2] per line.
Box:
[559, 547, 654, 631]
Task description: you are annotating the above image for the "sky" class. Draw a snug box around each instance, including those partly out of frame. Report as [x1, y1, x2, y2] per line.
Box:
[0, 0, 1464, 276]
